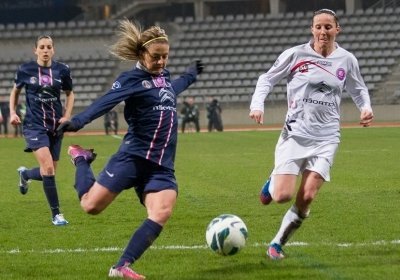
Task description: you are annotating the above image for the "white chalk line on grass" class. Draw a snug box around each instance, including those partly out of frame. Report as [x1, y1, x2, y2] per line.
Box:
[111, 135, 123, 139]
[2, 240, 399, 255]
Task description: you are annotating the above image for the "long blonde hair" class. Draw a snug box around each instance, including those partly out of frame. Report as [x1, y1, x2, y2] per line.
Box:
[109, 19, 169, 61]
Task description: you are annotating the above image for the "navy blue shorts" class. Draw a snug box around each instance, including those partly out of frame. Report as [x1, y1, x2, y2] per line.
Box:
[23, 129, 63, 161]
[97, 152, 177, 203]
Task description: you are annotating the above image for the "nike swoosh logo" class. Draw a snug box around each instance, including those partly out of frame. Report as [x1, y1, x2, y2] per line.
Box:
[54, 79, 62, 83]
[105, 170, 114, 177]
[30, 137, 38, 141]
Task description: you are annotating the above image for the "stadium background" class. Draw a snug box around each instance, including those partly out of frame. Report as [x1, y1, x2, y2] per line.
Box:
[0, 0, 399, 131]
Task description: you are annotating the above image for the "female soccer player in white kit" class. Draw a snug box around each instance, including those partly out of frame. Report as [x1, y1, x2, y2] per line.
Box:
[249, 9, 374, 260]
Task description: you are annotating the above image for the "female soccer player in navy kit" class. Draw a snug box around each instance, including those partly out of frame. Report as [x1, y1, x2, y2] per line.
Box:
[9, 35, 74, 226]
[249, 9, 374, 260]
[57, 20, 203, 279]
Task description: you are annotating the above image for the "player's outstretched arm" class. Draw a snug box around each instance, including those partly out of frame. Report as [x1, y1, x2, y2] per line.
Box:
[171, 60, 203, 95]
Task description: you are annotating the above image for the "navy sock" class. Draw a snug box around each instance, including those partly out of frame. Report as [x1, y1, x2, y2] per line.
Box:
[42, 175, 60, 217]
[25, 167, 42, 181]
[75, 157, 95, 199]
[116, 219, 163, 267]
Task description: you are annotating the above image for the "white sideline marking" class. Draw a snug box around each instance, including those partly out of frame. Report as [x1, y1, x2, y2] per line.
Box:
[2, 240, 399, 255]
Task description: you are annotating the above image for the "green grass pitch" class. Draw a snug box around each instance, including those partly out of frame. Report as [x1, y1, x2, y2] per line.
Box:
[1, 127, 399, 279]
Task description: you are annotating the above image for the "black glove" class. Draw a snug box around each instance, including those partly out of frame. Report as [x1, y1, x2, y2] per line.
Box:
[195, 60, 204, 74]
[56, 120, 80, 136]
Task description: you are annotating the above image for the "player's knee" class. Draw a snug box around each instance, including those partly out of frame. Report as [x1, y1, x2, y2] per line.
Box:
[271, 175, 297, 203]
[80, 200, 103, 215]
[272, 184, 295, 203]
[83, 205, 102, 215]
[273, 192, 293, 203]
[149, 207, 173, 225]
[41, 166, 55, 176]
[158, 207, 173, 222]
[301, 189, 317, 205]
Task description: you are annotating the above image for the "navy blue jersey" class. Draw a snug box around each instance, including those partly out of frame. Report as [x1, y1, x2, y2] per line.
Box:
[72, 63, 197, 170]
[15, 60, 73, 133]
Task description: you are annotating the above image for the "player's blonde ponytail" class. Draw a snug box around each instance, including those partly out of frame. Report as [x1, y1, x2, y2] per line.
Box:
[109, 19, 142, 61]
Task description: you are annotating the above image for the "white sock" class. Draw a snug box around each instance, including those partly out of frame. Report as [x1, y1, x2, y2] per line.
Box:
[269, 175, 275, 198]
[270, 205, 307, 246]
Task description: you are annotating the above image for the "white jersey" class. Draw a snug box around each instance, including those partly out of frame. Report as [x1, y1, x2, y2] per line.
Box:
[250, 41, 372, 142]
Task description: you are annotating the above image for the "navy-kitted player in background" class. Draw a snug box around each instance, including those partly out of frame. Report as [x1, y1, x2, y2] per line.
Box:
[9, 35, 75, 226]
[57, 19, 203, 280]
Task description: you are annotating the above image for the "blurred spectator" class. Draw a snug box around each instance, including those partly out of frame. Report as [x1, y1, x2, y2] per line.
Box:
[181, 96, 200, 133]
[206, 97, 223, 132]
[0, 105, 3, 126]
[0, 100, 10, 136]
[104, 110, 118, 135]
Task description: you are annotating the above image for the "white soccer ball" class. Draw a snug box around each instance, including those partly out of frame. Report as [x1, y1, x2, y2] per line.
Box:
[206, 214, 248, 256]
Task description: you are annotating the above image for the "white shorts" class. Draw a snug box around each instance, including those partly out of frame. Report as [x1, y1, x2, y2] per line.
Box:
[272, 134, 339, 182]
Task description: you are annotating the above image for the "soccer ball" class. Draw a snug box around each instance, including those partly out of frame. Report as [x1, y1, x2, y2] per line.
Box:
[206, 214, 248, 256]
